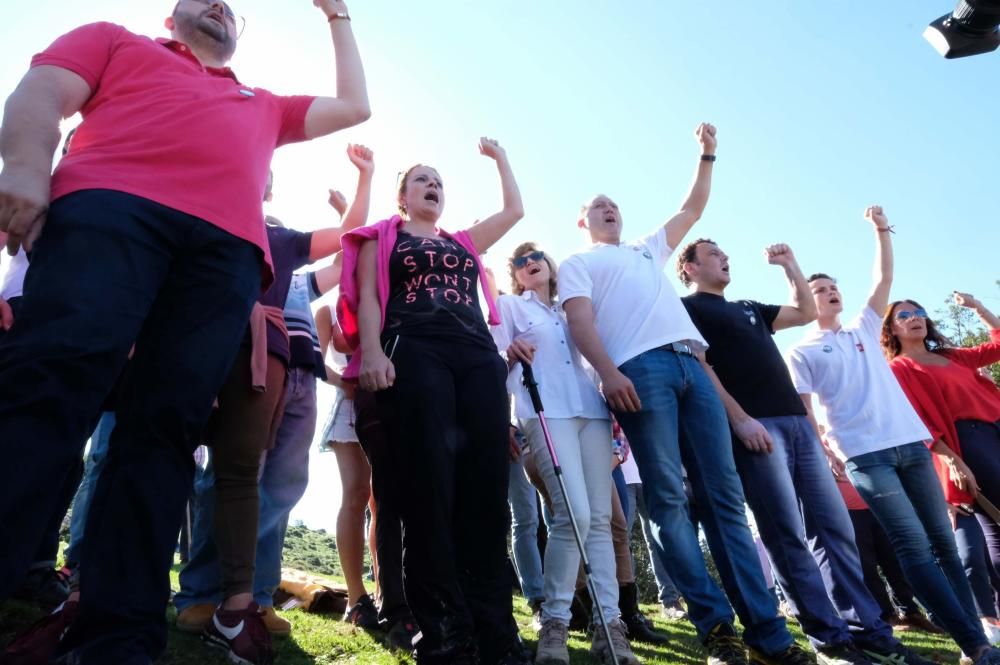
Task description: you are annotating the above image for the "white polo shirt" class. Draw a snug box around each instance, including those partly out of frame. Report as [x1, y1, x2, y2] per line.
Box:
[786, 306, 930, 461]
[492, 291, 609, 422]
[0, 249, 28, 301]
[557, 227, 707, 367]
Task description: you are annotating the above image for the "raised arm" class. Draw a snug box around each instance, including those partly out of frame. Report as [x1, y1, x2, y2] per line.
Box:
[308, 144, 373, 262]
[955, 292, 1000, 331]
[466, 138, 524, 254]
[563, 296, 641, 413]
[0, 65, 92, 254]
[765, 244, 817, 330]
[303, 0, 371, 140]
[664, 123, 717, 250]
[864, 205, 894, 314]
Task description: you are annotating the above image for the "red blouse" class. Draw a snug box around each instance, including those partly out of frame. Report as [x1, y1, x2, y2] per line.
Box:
[890, 329, 1000, 505]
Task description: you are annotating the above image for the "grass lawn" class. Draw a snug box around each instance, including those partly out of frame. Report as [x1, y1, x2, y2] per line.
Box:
[1, 566, 963, 664]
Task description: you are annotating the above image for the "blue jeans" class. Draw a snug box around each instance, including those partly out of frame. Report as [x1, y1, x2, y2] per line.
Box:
[846, 442, 988, 655]
[626, 483, 682, 605]
[508, 452, 544, 603]
[176, 369, 317, 609]
[614, 348, 790, 653]
[65, 412, 116, 568]
[737, 415, 896, 650]
[955, 512, 998, 619]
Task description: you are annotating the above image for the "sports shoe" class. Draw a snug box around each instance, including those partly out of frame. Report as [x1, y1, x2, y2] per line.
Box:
[260, 606, 291, 637]
[203, 602, 274, 665]
[385, 616, 420, 651]
[535, 619, 570, 664]
[816, 642, 874, 665]
[705, 623, 749, 665]
[176, 602, 216, 633]
[590, 618, 640, 665]
[342, 593, 380, 630]
[662, 600, 689, 621]
[1, 600, 77, 664]
[12, 567, 71, 609]
[861, 643, 936, 665]
[748, 643, 815, 665]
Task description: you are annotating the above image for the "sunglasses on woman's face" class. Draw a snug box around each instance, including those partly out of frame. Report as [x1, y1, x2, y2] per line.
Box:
[512, 251, 545, 269]
[895, 308, 928, 321]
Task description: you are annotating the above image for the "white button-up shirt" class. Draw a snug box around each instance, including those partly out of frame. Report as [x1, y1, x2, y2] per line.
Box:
[492, 291, 610, 422]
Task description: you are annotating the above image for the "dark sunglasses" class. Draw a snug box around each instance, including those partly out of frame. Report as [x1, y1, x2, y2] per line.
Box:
[895, 308, 928, 321]
[512, 251, 545, 269]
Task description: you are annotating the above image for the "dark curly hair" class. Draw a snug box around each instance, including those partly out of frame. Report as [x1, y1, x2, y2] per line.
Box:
[880, 299, 954, 361]
[675, 238, 716, 287]
[508, 242, 558, 297]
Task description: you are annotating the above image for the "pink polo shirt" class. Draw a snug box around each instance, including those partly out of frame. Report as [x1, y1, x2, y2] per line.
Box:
[32, 22, 316, 286]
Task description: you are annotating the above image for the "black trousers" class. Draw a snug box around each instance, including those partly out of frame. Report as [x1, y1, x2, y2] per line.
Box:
[0, 190, 260, 664]
[354, 388, 408, 623]
[848, 508, 920, 618]
[374, 335, 518, 664]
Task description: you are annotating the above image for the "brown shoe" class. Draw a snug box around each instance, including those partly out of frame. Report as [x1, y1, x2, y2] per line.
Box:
[176, 603, 216, 633]
[261, 606, 292, 637]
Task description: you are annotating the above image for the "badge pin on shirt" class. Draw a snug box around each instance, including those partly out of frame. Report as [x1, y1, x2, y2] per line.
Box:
[743, 305, 756, 326]
[239, 89, 255, 97]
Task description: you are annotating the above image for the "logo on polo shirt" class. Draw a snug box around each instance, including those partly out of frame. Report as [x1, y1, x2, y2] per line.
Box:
[631, 247, 653, 260]
[822, 345, 833, 353]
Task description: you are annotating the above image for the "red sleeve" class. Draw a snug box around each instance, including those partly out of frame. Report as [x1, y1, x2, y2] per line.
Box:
[943, 329, 1000, 369]
[30, 22, 125, 91]
[273, 95, 317, 147]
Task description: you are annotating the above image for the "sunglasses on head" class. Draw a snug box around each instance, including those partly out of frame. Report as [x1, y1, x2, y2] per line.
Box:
[895, 308, 928, 321]
[512, 251, 545, 269]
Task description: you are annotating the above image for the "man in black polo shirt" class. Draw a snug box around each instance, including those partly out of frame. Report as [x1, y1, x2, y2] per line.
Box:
[678, 239, 929, 665]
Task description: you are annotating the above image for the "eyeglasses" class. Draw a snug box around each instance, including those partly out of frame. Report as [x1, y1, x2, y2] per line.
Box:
[189, 0, 246, 39]
[512, 251, 545, 269]
[895, 308, 928, 321]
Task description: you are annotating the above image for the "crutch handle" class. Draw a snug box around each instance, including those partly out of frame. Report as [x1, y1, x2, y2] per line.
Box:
[520, 362, 545, 414]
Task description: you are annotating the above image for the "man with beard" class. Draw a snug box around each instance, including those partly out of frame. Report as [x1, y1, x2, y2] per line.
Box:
[0, 1, 369, 662]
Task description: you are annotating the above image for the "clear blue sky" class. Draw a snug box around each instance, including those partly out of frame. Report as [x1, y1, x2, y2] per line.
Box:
[3, 1, 998, 529]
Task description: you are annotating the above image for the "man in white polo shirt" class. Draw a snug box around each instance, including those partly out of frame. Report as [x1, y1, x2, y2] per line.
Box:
[787, 206, 1000, 665]
[560, 124, 808, 665]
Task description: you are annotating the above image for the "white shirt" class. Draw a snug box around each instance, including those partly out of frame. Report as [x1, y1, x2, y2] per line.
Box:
[620, 453, 642, 485]
[492, 291, 609, 422]
[557, 227, 707, 367]
[786, 306, 930, 461]
[0, 249, 28, 301]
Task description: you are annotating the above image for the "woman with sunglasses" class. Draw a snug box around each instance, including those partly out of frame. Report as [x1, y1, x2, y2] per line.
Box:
[881, 294, 1000, 636]
[492, 243, 639, 665]
[337, 138, 530, 665]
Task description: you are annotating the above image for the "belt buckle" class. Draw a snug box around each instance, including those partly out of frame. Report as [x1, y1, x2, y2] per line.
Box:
[673, 341, 693, 356]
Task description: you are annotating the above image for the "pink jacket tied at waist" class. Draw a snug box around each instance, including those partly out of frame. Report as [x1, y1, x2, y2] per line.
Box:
[336, 215, 500, 381]
[249, 303, 288, 391]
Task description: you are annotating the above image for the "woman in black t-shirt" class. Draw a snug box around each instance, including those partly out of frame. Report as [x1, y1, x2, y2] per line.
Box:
[354, 138, 528, 665]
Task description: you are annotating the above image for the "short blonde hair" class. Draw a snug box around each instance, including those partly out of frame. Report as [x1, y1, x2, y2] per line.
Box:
[507, 242, 558, 296]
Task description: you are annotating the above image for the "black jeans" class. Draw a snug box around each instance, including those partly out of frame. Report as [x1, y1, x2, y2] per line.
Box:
[354, 388, 409, 624]
[847, 508, 920, 618]
[374, 335, 518, 664]
[0, 190, 260, 663]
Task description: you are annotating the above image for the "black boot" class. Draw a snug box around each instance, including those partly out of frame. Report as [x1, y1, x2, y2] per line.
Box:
[619, 583, 670, 645]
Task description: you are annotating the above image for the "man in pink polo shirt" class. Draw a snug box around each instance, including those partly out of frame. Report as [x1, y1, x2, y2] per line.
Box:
[0, 1, 369, 662]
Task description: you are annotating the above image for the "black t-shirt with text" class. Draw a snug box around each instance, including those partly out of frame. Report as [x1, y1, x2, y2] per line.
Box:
[682, 291, 806, 418]
[384, 230, 495, 350]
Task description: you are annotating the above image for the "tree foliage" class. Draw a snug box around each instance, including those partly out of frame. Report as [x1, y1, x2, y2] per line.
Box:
[934, 280, 1000, 385]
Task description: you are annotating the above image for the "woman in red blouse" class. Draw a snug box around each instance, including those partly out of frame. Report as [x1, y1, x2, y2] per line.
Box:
[881, 292, 1000, 634]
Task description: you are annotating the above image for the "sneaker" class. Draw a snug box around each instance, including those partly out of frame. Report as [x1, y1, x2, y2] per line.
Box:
[535, 619, 570, 664]
[816, 642, 874, 665]
[705, 623, 749, 665]
[260, 606, 291, 637]
[662, 600, 688, 621]
[342, 593, 380, 630]
[176, 602, 217, 633]
[861, 643, 936, 665]
[984, 618, 1000, 646]
[1, 600, 77, 664]
[590, 618, 640, 665]
[748, 643, 815, 665]
[385, 616, 420, 651]
[12, 568, 71, 609]
[203, 602, 274, 665]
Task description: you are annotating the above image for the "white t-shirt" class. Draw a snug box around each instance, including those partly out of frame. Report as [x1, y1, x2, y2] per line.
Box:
[786, 306, 930, 461]
[557, 227, 707, 367]
[0, 249, 28, 301]
[491, 291, 609, 422]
